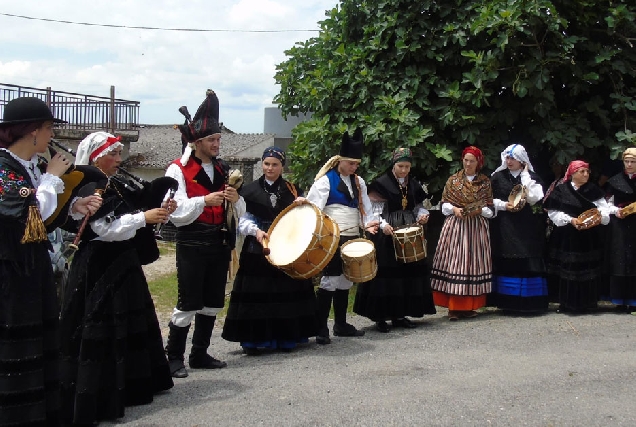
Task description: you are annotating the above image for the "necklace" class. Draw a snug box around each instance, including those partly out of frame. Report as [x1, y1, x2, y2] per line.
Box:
[399, 181, 408, 210]
[262, 181, 281, 208]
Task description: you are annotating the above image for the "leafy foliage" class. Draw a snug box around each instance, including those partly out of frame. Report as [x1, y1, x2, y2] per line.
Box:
[274, 0, 636, 197]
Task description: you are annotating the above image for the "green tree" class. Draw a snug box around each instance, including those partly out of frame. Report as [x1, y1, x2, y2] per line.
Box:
[274, 0, 636, 196]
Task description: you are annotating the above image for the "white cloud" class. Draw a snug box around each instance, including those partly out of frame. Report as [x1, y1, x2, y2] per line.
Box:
[0, 0, 336, 132]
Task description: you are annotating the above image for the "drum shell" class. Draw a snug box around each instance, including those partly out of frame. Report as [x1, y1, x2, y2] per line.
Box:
[340, 238, 378, 283]
[392, 225, 427, 263]
[265, 203, 340, 280]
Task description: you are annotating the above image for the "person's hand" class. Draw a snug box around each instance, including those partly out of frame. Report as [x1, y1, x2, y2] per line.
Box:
[453, 206, 463, 218]
[571, 217, 583, 230]
[72, 195, 102, 216]
[383, 224, 393, 235]
[224, 186, 239, 203]
[505, 202, 514, 211]
[46, 153, 71, 177]
[294, 197, 307, 205]
[162, 198, 177, 214]
[416, 213, 429, 224]
[256, 229, 269, 243]
[365, 220, 380, 235]
[616, 209, 624, 219]
[204, 191, 225, 206]
[144, 208, 170, 224]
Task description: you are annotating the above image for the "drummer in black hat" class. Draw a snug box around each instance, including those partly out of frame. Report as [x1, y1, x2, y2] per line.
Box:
[306, 128, 379, 344]
[0, 96, 73, 425]
[164, 90, 246, 378]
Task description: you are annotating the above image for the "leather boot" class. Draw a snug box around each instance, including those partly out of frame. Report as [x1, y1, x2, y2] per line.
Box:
[333, 289, 364, 337]
[315, 288, 333, 345]
[165, 322, 190, 378]
[188, 314, 227, 369]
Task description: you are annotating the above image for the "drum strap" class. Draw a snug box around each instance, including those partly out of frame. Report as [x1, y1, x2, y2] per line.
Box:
[285, 181, 298, 199]
[354, 175, 366, 219]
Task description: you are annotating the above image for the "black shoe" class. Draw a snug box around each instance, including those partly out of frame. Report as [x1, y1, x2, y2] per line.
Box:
[392, 317, 417, 329]
[168, 359, 188, 378]
[316, 326, 331, 345]
[242, 347, 260, 356]
[189, 353, 227, 369]
[333, 322, 365, 337]
[375, 320, 391, 333]
[316, 334, 331, 345]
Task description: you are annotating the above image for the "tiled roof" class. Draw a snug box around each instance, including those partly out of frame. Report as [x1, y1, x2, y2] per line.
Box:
[126, 125, 274, 169]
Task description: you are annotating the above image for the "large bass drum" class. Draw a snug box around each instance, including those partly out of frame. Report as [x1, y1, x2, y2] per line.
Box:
[264, 203, 340, 279]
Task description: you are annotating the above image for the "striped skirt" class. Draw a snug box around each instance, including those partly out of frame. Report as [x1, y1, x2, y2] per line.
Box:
[430, 215, 492, 296]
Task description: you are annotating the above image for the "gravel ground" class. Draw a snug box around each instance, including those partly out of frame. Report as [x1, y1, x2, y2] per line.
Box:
[104, 274, 636, 427]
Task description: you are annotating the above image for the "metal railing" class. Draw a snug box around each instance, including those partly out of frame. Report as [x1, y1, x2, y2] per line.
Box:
[0, 83, 139, 134]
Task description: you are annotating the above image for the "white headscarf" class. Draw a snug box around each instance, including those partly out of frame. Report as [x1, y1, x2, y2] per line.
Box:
[75, 131, 124, 165]
[492, 143, 534, 175]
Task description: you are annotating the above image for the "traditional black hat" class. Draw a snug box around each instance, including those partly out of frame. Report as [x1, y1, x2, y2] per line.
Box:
[177, 89, 222, 143]
[0, 96, 66, 127]
[339, 127, 363, 160]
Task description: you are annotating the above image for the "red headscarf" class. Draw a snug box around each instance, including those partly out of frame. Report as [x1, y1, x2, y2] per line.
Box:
[564, 160, 589, 181]
[462, 146, 484, 170]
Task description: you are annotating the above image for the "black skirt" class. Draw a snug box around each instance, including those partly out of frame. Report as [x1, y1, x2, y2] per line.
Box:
[353, 220, 436, 321]
[222, 237, 318, 346]
[59, 240, 173, 425]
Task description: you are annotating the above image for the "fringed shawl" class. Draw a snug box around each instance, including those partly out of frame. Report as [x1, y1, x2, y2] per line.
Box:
[442, 170, 493, 209]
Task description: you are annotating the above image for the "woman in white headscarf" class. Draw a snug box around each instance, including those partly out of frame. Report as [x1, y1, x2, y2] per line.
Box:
[602, 147, 636, 312]
[489, 144, 548, 313]
[59, 132, 175, 425]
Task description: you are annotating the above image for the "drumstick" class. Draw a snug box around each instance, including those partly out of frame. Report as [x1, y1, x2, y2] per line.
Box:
[261, 236, 271, 256]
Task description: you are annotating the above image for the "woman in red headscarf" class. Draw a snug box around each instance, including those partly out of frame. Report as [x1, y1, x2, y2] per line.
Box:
[430, 146, 495, 320]
[544, 160, 610, 312]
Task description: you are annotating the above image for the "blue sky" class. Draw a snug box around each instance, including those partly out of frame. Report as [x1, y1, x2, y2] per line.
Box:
[0, 0, 338, 133]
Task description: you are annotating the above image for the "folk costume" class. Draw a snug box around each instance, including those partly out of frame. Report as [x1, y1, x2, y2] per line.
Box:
[165, 91, 246, 377]
[544, 160, 610, 312]
[602, 148, 636, 310]
[353, 148, 436, 331]
[59, 132, 174, 425]
[489, 144, 548, 313]
[222, 147, 318, 353]
[0, 97, 65, 427]
[430, 146, 494, 318]
[306, 128, 376, 344]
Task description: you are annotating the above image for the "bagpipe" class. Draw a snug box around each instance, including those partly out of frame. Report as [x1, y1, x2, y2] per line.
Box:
[39, 140, 107, 233]
[45, 139, 178, 264]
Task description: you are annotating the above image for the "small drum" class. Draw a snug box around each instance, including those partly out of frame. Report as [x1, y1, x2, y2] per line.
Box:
[340, 238, 378, 283]
[392, 225, 427, 263]
[508, 184, 528, 212]
[577, 208, 602, 230]
[264, 203, 340, 280]
[620, 201, 636, 218]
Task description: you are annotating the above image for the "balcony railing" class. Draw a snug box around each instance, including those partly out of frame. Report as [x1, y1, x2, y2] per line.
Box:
[0, 83, 139, 139]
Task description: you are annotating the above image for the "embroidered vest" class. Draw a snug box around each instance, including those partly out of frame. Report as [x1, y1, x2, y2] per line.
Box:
[173, 157, 225, 225]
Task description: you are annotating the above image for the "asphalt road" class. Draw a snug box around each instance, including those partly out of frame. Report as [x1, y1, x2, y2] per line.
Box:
[104, 305, 636, 426]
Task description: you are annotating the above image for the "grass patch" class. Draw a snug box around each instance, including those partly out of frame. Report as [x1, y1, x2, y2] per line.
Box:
[147, 271, 230, 318]
[157, 241, 176, 256]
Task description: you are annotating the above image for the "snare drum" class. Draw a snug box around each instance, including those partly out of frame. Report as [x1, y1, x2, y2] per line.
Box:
[340, 238, 378, 283]
[392, 225, 426, 263]
[264, 203, 340, 279]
